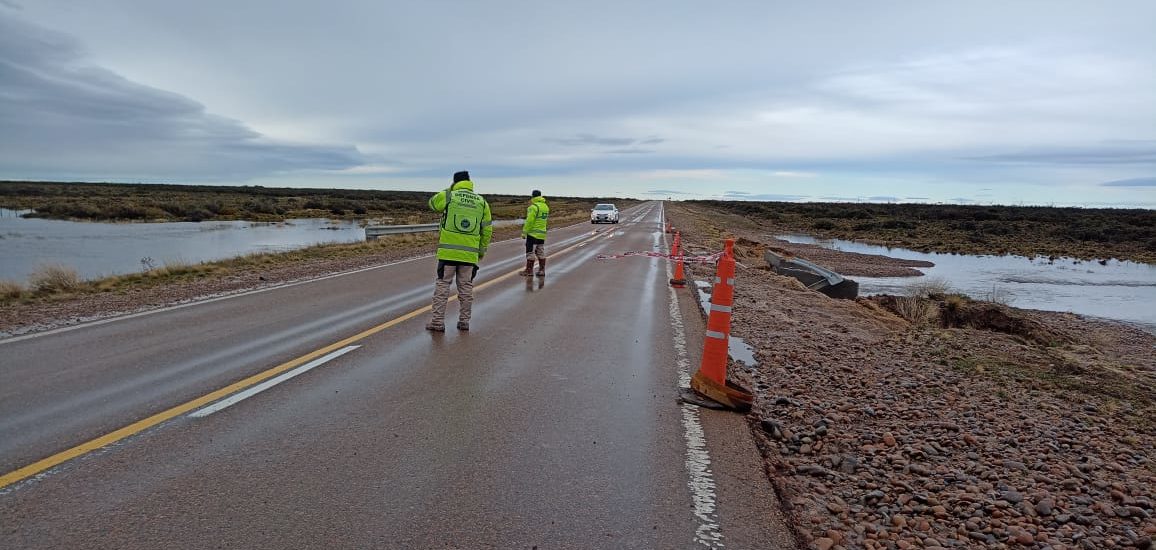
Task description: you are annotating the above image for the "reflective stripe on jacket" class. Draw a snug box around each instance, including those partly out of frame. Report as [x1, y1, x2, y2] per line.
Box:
[428, 180, 493, 263]
[522, 196, 549, 240]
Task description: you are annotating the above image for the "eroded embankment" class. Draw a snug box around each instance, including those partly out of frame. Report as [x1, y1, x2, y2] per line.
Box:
[667, 204, 1156, 550]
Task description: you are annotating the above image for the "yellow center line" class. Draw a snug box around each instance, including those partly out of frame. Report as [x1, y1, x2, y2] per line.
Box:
[0, 226, 617, 490]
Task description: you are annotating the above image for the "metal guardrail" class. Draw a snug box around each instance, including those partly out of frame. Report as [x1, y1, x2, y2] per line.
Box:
[789, 257, 845, 286]
[365, 219, 525, 240]
[764, 250, 843, 286]
[764, 250, 858, 299]
[364, 223, 440, 239]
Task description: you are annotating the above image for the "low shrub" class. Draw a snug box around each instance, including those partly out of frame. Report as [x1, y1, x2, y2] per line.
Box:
[29, 264, 82, 293]
[0, 279, 24, 299]
[893, 295, 937, 324]
[906, 277, 952, 299]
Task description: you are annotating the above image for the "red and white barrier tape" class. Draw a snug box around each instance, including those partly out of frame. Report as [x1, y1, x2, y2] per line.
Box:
[596, 250, 724, 264]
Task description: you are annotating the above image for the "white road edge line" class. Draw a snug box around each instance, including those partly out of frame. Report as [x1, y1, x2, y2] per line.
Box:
[188, 345, 360, 418]
[661, 204, 724, 549]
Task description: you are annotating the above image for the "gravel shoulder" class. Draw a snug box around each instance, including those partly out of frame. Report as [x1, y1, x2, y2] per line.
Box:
[668, 204, 1156, 550]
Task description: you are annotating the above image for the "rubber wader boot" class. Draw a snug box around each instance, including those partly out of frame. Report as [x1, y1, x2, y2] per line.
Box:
[536, 257, 546, 276]
[520, 259, 534, 276]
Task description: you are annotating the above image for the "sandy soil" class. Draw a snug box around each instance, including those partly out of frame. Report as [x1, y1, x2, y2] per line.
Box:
[669, 204, 1156, 549]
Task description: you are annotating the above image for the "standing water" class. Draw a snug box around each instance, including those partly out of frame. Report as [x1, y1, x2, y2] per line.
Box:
[776, 234, 1156, 330]
[0, 209, 366, 283]
[695, 280, 759, 368]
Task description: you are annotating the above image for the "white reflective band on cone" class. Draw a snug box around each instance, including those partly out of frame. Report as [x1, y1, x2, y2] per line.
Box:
[710, 304, 732, 313]
[705, 330, 727, 340]
[712, 277, 736, 286]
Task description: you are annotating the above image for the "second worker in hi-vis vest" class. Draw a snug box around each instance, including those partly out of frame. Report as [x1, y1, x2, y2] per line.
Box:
[520, 189, 549, 277]
[425, 170, 493, 332]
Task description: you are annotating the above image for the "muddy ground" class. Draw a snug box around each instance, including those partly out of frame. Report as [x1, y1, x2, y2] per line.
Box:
[668, 203, 1156, 549]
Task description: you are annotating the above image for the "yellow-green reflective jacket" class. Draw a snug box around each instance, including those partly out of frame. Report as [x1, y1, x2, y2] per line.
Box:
[428, 180, 492, 263]
[522, 196, 549, 240]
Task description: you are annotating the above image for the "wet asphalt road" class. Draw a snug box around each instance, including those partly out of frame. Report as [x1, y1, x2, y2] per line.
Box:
[0, 202, 791, 548]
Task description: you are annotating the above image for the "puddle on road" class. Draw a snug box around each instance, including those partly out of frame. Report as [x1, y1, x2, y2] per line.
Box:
[693, 280, 760, 370]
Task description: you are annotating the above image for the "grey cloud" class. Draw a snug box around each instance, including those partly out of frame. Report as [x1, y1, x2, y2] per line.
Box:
[966, 146, 1156, 165]
[606, 148, 655, 155]
[0, 14, 369, 180]
[904, 196, 930, 200]
[950, 197, 976, 204]
[1101, 177, 1156, 187]
[8, 1, 1156, 207]
[868, 195, 899, 202]
[722, 191, 808, 201]
[0, 1, 21, 10]
[644, 189, 700, 196]
[545, 134, 636, 147]
[544, 133, 664, 150]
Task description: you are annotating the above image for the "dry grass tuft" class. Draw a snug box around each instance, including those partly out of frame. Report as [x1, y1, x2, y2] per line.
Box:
[906, 277, 951, 299]
[0, 279, 24, 299]
[893, 295, 938, 324]
[891, 277, 951, 324]
[29, 264, 83, 293]
[981, 284, 1012, 305]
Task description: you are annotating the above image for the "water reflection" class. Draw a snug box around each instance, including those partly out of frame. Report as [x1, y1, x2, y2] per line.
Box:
[0, 209, 365, 282]
[524, 274, 545, 291]
[775, 234, 1156, 330]
[695, 279, 760, 367]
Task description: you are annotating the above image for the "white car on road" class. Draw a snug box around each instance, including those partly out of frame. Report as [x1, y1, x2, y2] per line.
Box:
[590, 203, 620, 224]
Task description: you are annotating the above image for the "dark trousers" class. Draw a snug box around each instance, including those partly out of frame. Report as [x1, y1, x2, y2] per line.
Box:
[525, 237, 545, 259]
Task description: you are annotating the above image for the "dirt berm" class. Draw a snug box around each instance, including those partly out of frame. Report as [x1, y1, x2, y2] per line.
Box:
[667, 203, 1156, 550]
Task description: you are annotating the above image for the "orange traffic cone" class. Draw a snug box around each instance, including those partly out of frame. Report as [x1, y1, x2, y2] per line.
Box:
[684, 238, 753, 412]
[669, 232, 687, 288]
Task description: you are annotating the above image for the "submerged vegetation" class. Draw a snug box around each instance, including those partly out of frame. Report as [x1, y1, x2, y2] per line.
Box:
[0, 181, 637, 223]
[691, 200, 1156, 264]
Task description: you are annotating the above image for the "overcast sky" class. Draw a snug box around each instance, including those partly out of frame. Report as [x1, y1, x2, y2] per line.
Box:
[2, 1, 1154, 206]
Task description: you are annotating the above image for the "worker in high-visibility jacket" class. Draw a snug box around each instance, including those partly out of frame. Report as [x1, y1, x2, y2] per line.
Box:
[520, 190, 549, 276]
[425, 170, 493, 332]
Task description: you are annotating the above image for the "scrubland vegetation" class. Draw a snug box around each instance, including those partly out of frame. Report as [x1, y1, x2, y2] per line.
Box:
[0, 181, 637, 224]
[692, 200, 1156, 263]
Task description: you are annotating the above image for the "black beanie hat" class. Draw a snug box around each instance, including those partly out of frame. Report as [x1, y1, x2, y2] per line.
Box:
[453, 171, 470, 183]
[532, 189, 542, 197]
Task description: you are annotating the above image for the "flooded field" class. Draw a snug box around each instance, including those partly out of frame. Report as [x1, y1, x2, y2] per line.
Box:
[0, 209, 365, 282]
[777, 234, 1156, 330]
